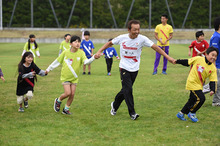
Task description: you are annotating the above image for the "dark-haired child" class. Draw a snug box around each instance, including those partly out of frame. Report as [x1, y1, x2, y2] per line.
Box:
[103, 38, 120, 76]
[0, 66, 5, 82]
[22, 34, 40, 62]
[80, 31, 95, 75]
[17, 52, 47, 112]
[176, 46, 218, 122]
[46, 35, 99, 115]
[188, 31, 209, 57]
[59, 34, 71, 56]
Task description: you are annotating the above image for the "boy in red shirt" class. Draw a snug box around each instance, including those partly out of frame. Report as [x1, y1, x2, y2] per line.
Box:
[188, 31, 209, 57]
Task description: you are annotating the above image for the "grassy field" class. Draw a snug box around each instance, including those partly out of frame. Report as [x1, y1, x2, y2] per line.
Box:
[0, 29, 215, 40]
[0, 43, 219, 145]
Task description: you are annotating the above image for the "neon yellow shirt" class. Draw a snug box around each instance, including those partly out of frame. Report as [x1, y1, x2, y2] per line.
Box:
[23, 42, 39, 62]
[59, 40, 71, 52]
[155, 24, 173, 46]
[186, 56, 217, 90]
[57, 49, 87, 83]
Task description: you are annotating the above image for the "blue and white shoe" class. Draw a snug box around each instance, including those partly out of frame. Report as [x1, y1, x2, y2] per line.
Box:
[54, 98, 61, 112]
[176, 112, 187, 121]
[162, 71, 167, 75]
[152, 71, 157, 75]
[18, 107, 24, 112]
[188, 112, 198, 122]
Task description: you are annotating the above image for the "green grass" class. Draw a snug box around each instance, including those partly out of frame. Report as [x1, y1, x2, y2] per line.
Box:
[0, 43, 219, 145]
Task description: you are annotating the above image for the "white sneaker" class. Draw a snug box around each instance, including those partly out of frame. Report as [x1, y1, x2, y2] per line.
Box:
[110, 102, 116, 115]
[212, 103, 220, 107]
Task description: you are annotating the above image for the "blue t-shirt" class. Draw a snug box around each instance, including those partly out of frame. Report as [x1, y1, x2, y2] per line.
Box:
[80, 40, 94, 59]
[210, 31, 220, 68]
[103, 47, 118, 58]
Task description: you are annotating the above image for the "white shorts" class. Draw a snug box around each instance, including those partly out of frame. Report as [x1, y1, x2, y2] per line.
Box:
[17, 91, 33, 104]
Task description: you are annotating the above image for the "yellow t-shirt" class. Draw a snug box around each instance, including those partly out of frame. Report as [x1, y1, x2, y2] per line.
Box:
[59, 40, 71, 52]
[155, 24, 173, 46]
[23, 42, 39, 62]
[57, 49, 87, 83]
[186, 56, 217, 90]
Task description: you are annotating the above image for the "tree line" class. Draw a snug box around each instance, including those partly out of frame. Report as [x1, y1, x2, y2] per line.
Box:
[2, 0, 220, 28]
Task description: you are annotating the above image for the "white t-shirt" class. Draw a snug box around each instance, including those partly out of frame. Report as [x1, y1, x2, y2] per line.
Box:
[112, 34, 154, 72]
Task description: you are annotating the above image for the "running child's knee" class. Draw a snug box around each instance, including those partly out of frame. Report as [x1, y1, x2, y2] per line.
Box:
[17, 96, 24, 104]
[26, 91, 33, 99]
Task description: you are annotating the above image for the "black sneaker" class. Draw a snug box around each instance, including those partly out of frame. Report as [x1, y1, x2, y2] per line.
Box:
[62, 108, 72, 115]
[130, 113, 139, 120]
[24, 100, 28, 108]
[88, 72, 91, 75]
[110, 102, 116, 115]
[83, 72, 86, 75]
[54, 98, 61, 112]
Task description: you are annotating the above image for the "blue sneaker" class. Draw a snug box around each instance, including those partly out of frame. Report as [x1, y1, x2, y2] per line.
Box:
[188, 112, 198, 122]
[176, 112, 187, 121]
[162, 71, 167, 75]
[152, 71, 157, 75]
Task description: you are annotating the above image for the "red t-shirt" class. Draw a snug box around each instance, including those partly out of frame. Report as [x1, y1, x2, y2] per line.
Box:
[189, 40, 209, 57]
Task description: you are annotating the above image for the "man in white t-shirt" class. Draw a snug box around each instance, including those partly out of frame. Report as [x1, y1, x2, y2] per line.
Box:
[96, 20, 175, 120]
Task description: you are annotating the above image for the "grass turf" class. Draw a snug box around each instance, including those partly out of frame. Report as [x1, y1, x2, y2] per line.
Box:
[0, 43, 219, 145]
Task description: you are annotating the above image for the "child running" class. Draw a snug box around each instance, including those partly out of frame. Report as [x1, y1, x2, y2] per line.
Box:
[0, 66, 5, 82]
[103, 38, 120, 76]
[46, 35, 98, 115]
[16, 52, 47, 112]
[176, 46, 218, 122]
[22, 34, 40, 62]
[80, 31, 95, 75]
[58, 34, 71, 56]
[188, 31, 209, 57]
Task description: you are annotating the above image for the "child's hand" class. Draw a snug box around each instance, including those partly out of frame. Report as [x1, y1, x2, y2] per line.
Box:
[188, 51, 191, 56]
[45, 70, 49, 75]
[0, 76, 5, 82]
[94, 54, 100, 59]
[210, 91, 214, 96]
[96, 52, 102, 58]
[32, 71, 36, 76]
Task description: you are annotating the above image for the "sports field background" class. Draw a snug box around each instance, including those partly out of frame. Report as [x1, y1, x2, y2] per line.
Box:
[0, 43, 219, 145]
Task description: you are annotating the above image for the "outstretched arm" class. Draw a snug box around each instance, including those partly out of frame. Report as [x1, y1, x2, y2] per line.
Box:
[96, 41, 114, 58]
[151, 44, 175, 64]
[46, 59, 60, 73]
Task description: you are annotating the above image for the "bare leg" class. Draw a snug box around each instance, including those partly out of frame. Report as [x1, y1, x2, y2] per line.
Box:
[59, 84, 71, 101]
[83, 64, 86, 72]
[88, 64, 91, 73]
[66, 84, 76, 106]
